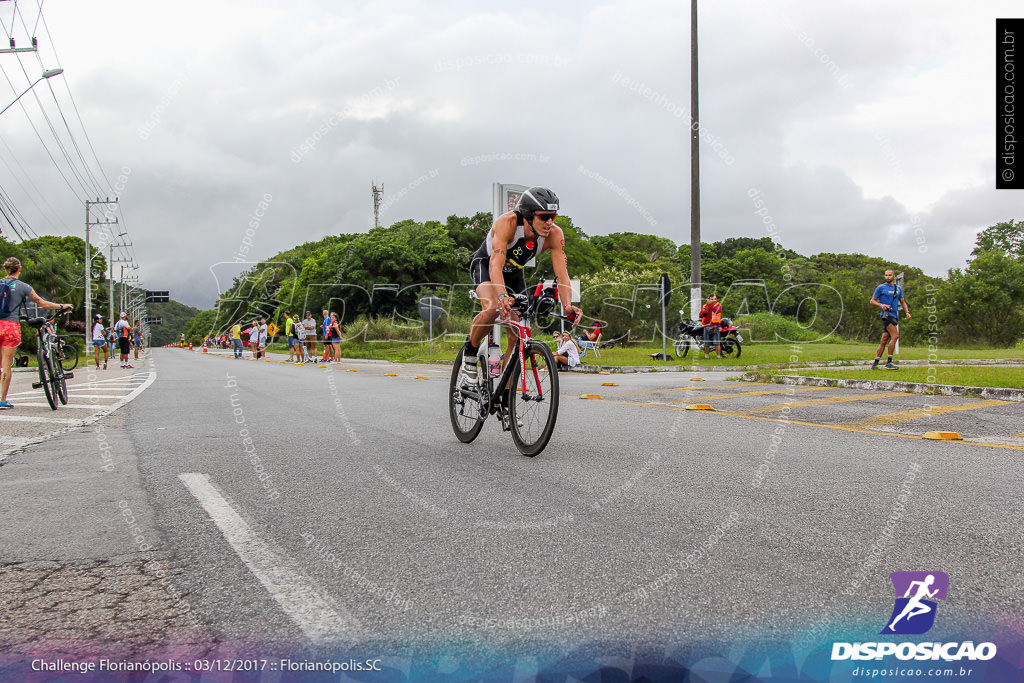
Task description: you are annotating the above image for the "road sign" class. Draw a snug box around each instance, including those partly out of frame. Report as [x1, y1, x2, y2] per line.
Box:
[145, 290, 170, 303]
[418, 295, 444, 322]
[144, 318, 162, 325]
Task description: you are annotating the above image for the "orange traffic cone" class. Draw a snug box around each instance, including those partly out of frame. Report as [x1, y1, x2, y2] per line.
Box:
[188, 342, 193, 351]
[202, 346, 208, 354]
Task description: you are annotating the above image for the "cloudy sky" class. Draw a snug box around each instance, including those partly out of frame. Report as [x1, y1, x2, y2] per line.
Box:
[0, 1, 1019, 309]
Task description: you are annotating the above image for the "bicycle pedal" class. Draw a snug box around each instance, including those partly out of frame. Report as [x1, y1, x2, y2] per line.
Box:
[31, 382, 42, 389]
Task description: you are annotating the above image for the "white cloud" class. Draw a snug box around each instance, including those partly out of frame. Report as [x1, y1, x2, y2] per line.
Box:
[0, 0, 1018, 308]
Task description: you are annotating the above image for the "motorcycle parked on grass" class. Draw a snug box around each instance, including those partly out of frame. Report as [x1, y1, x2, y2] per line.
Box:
[674, 315, 743, 358]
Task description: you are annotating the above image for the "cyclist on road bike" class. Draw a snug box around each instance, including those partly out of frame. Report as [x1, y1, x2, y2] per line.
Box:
[459, 187, 582, 384]
[0, 257, 73, 409]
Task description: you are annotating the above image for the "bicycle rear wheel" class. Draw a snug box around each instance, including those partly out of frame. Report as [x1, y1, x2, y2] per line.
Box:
[509, 340, 559, 457]
[37, 346, 57, 410]
[449, 347, 485, 443]
[59, 341, 79, 371]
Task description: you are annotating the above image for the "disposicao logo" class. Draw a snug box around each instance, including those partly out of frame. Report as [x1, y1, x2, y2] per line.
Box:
[831, 571, 997, 662]
[881, 571, 948, 635]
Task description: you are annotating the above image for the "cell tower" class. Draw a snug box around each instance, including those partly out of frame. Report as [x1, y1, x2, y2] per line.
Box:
[371, 181, 384, 228]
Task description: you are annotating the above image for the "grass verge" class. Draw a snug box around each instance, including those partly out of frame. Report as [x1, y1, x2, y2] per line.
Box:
[769, 366, 1024, 391]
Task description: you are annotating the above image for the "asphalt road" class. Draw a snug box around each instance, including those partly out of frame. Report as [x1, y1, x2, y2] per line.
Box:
[2, 347, 1022, 667]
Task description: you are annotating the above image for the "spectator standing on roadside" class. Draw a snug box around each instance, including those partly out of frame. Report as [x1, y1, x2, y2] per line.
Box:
[321, 309, 333, 362]
[292, 314, 307, 363]
[699, 293, 723, 360]
[328, 312, 343, 362]
[302, 312, 317, 363]
[258, 318, 268, 360]
[107, 323, 118, 361]
[248, 319, 260, 359]
[133, 320, 143, 360]
[1, 257, 73, 409]
[230, 321, 243, 358]
[113, 312, 134, 369]
[870, 269, 911, 370]
[284, 311, 298, 363]
[92, 314, 108, 369]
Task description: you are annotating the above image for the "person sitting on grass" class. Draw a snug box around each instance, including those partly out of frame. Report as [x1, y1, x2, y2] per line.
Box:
[552, 330, 581, 371]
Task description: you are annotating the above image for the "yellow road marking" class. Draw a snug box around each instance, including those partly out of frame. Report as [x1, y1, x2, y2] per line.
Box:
[584, 397, 1024, 451]
[733, 391, 910, 415]
[610, 383, 826, 401]
[844, 399, 1014, 428]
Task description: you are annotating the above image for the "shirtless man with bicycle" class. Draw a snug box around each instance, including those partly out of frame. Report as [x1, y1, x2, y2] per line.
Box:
[459, 187, 582, 384]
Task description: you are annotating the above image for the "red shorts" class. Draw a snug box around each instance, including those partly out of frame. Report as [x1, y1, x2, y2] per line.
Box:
[0, 320, 21, 348]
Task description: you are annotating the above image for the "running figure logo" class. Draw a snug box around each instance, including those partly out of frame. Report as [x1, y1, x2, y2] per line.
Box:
[881, 571, 949, 635]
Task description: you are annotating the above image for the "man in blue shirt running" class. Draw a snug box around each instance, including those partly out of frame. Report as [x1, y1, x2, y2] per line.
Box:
[870, 269, 912, 370]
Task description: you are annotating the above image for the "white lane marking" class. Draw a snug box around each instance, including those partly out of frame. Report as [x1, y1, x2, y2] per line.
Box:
[0, 415, 80, 424]
[178, 473, 363, 645]
[10, 403, 105, 409]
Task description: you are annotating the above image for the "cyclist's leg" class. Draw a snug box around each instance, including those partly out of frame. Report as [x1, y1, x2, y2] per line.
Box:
[468, 259, 503, 349]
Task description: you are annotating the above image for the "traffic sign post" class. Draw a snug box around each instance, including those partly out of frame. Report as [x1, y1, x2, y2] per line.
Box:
[145, 290, 170, 303]
[418, 295, 444, 355]
[660, 273, 671, 360]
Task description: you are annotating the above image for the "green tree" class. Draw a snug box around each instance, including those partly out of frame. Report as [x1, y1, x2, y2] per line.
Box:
[971, 220, 1024, 258]
[935, 250, 1024, 346]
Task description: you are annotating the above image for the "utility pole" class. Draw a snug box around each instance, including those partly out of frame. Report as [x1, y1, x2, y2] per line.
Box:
[689, 0, 702, 320]
[371, 181, 384, 228]
[85, 198, 118, 345]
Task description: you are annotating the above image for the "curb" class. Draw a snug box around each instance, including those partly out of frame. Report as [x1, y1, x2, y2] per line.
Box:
[743, 372, 1024, 402]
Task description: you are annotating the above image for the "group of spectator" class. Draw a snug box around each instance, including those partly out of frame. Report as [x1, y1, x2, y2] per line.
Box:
[91, 312, 143, 370]
[284, 310, 343, 364]
[202, 310, 345, 364]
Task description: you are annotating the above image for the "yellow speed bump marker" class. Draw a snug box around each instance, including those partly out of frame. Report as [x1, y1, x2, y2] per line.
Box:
[601, 382, 618, 386]
[686, 404, 715, 411]
[598, 371, 611, 375]
[922, 431, 962, 440]
[690, 377, 705, 381]
[415, 376, 428, 380]
[580, 394, 603, 399]
[347, 369, 358, 372]
[385, 373, 398, 376]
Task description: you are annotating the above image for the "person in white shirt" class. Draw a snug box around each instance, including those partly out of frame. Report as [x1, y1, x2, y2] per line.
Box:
[553, 330, 580, 370]
[248, 319, 260, 359]
[91, 314, 109, 369]
[258, 318, 268, 359]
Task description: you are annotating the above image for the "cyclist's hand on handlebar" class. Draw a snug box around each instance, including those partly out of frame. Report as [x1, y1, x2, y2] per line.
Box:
[497, 294, 514, 318]
[565, 305, 583, 326]
[60, 304, 73, 312]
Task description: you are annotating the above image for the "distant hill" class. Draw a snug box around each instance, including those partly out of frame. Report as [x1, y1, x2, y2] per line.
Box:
[144, 299, 200, 346]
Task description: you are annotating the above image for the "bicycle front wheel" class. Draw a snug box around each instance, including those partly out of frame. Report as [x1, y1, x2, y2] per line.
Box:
[54, 350, 68, 405]
[60, 342, 79, 371]
[449, 347, 485, 443]
[37, 346, 57, 410]
[509, 340, 559, 457]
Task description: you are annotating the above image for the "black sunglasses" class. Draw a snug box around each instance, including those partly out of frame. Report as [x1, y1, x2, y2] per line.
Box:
[536, 212, 557, 222]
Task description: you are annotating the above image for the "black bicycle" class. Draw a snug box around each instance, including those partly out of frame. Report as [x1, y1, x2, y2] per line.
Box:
[25, 308, 74, 410]
[449, 283, 573, 457]
[56, 335, 79, 371]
